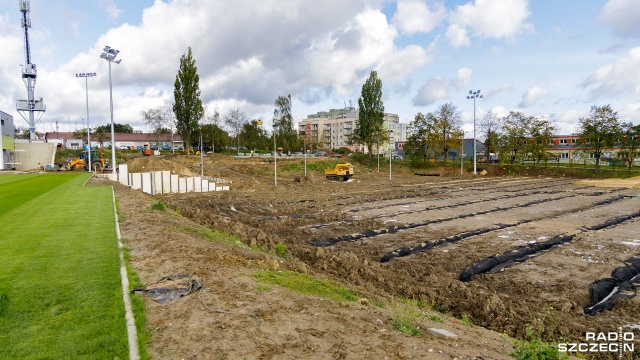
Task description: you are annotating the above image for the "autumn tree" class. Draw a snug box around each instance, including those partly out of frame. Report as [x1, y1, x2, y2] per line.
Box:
[577, 105, 621, 173]
[353, 71, 386, 156]
[479, 110, 501, 162]
[618, 122, 640, 170]
[173, 47, 204, 152]
[431, 103, 462, 163]
[527, 114, 556, 166]
[498, 111, 532, 164]
[405, 112, 437, 164]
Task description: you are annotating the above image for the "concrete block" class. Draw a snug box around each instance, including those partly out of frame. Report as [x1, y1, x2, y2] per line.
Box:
[131, 173, 142, 190]
[170, 175, 179, 193]
[222, 186, 229, 191]
[201, 180, 209, 192]
[118, 164, 129, 185]
[178, 177, 187, 193]
[162, 171, 171, 194]
[186, 177, 194, 192]
[194, 177, 202, 192]
[153, 171, 163, 194]
[215, 186, 223, 191]
[141, 172, 153, 194]
[426, 328, 458, 339]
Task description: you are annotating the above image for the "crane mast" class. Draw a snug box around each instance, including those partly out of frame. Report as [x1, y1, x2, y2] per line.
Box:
[16, 0, 45, 142]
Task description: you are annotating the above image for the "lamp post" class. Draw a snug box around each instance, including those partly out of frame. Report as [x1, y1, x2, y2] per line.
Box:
[273, 117, 277, 187]
[100, 46, 121, 175]
[466, 90, 482, 175]
[388, 130, 393, 181]
[76, 72, 96, 172]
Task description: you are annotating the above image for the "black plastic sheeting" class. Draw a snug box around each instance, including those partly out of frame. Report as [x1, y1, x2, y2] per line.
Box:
[459, 234, 575, 282]
[584, 257, 640, 315]
[381, 221, 532, 262]
[459, 210, 640, 282]
[310, 193, 579, 247]
[133, 274, 202, 304]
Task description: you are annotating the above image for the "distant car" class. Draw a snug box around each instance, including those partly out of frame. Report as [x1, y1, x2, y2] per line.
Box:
[392, 155, 403, 160]
[119, 145, 129, 150]
[173, 145, 184, 151]
[150, 144, 159, 150]
[137, 146, 144, 151]
[162, 144, 171, 150]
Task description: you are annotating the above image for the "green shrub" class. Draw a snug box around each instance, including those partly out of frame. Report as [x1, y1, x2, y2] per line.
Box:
[274, 243, 287, 258]
[150, 200, 166, 211]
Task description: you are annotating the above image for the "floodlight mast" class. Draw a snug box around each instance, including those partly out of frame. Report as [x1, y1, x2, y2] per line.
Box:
[76, 72, 96, 172]
[100, 46, 121, 175]
[17, 0, 45, 142]
[466, 90, 483, 175]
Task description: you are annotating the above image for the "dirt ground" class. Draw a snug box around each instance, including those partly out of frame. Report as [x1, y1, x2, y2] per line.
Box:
[112, 154, 640, 359]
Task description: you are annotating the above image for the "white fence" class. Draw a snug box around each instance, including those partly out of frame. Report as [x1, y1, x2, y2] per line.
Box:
[98, 164, 230, 195]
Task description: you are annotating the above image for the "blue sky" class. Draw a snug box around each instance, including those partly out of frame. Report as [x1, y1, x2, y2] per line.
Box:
[0, 0, 639, 136]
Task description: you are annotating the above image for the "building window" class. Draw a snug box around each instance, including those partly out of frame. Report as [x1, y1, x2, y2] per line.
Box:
[1, 119, 4, 126]
[559, 139, 568, 144]
[560, 153, 569, 159]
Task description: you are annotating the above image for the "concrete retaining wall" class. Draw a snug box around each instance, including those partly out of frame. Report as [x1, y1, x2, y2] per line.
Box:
[98, 170, 231, 194]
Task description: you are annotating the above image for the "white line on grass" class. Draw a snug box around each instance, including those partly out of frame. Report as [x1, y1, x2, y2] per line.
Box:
[112, 187, 140, 360]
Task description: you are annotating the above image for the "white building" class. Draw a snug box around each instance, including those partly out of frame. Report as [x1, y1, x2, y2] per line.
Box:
[297, 107, 404, 152]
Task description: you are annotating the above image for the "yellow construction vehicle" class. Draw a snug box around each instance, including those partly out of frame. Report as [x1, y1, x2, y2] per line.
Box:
[62, 149, 107, 171]
[325, 163, 354, 181]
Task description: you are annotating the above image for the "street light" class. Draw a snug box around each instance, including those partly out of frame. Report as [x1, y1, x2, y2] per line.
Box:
[100, 46, 121, 175]
[388, 129, 393, 181]
[467, 89, 482, 175]
[76, 72, 96, 172]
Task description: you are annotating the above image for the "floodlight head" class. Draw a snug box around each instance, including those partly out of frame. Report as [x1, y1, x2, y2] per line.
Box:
[103, 46, 111, 52]
[100, 53, 108, 60]
[477, 90, 481, 93]
[480, 95, 483, 98]
[114, 59, 121, 64]
[466, 96, 470, 99]
[109, 49, 119, 55]
[469, 90, 472, 94]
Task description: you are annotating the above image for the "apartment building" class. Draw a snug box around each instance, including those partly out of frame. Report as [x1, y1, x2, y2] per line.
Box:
[297, 107, 403, 152]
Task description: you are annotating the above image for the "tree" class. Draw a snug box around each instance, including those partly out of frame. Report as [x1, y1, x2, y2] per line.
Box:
[273, 95, 299, 152]
[95, 123, 133, 133]
[499, 111, 532, 165]
[240, 120, 270, 151]
[577, 105, 621, 173]
[431, 103, 462, 163]
[205, 108, 221, 153]
[405, 112, 437, 164]
[353, 71, 386, 156]
[173, 47, 204, 152]
[225, 107, 248, 152]
[527, 115, 556, 166]
[618, 122, 640, 170]
[141, 106, 171, 145]
[479, 110, 501, 162]
[92, 125, 109, 149]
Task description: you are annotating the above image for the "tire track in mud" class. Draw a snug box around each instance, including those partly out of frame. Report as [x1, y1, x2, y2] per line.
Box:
[309, 191, 594, 247]
[459, 210, 640, 282]
[379, 194, 631, 262]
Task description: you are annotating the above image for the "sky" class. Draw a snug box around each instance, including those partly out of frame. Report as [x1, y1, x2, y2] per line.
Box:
[0, 0, 639, 137]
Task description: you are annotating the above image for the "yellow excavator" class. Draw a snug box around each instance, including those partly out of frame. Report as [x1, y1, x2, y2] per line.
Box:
[63, 149, 107, 171]
[325, 163, 354, 181]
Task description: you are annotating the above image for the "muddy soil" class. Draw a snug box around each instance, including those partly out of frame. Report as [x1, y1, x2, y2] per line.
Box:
[115, 154, 640, 359]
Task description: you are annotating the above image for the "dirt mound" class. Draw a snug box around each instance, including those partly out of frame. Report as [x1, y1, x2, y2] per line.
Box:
[577, 175, 640, 188]
[125, 156, 195, 177]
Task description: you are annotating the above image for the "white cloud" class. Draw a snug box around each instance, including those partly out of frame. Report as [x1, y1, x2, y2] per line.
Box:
[376, 45, 431, 81]
[100, 0, 122, 20]
[580, 47, 640, 100]
[518, 86, 550, 107]
[445, 24, 470, 48]
[485, 84, 514, 98]
[449, 0, 533, 41]
[413, 67, 472, 106]
[393, 0, 446, 35]
[599, 0, 640, 38]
